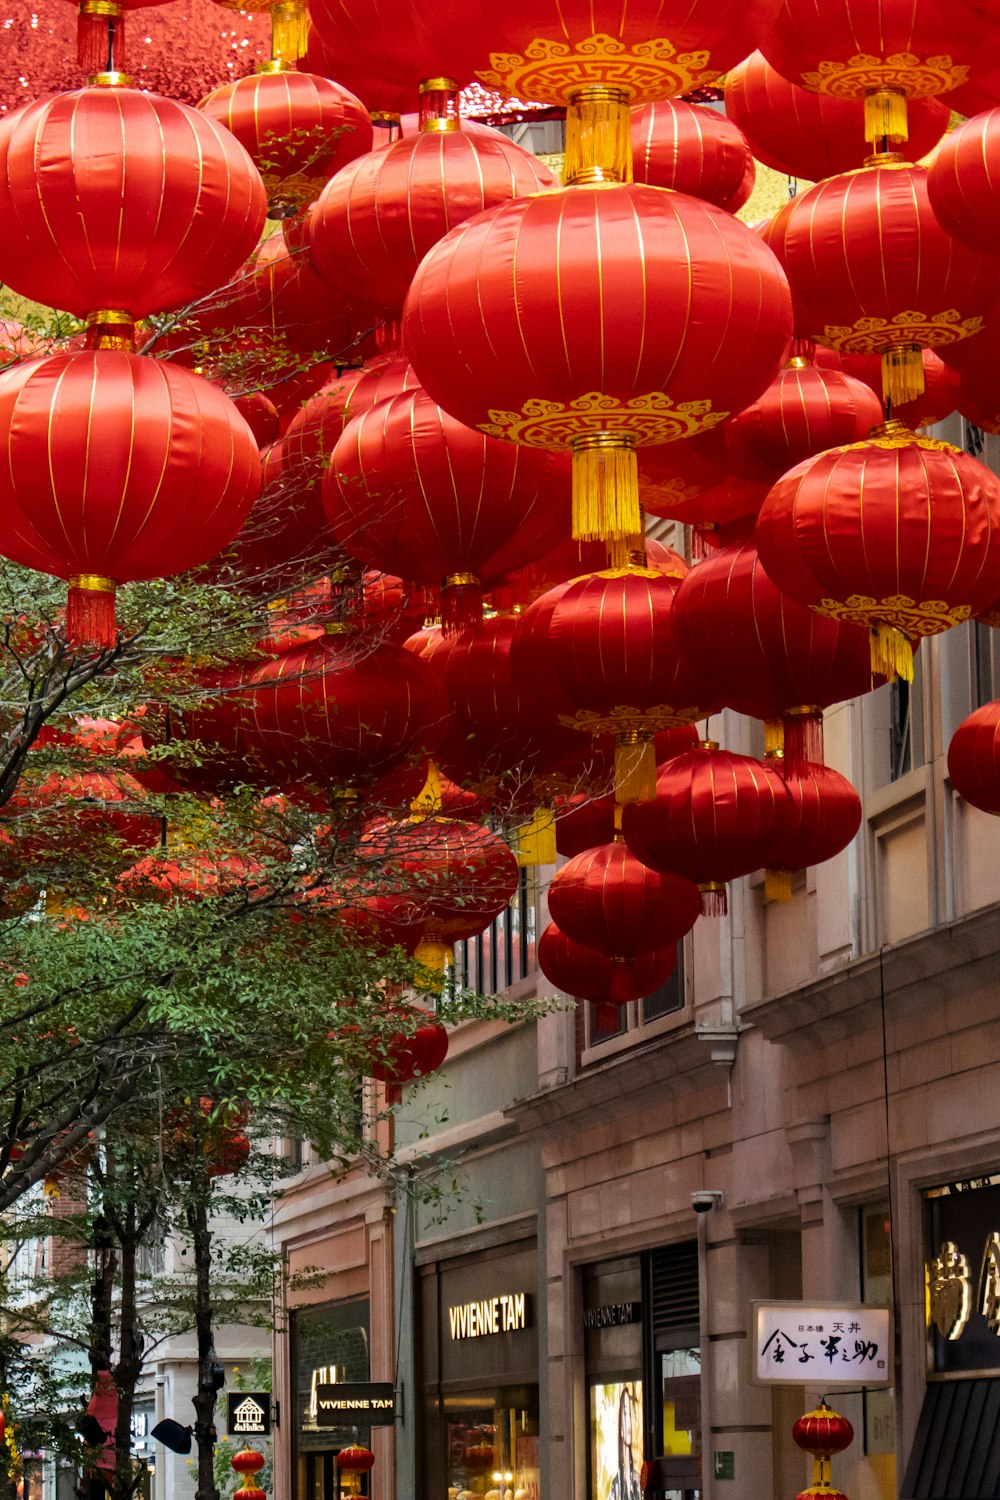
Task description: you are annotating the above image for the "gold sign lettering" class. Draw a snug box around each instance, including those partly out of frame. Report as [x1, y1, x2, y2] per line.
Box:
[447, 1292, 528, 1340]
[928, 1241, 972, 1339]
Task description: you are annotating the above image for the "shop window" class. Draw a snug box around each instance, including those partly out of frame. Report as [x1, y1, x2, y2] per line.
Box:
[443, 1389, 540, 1499]
[291, 1299, 371, 1500]
[454, 868, 536, 996]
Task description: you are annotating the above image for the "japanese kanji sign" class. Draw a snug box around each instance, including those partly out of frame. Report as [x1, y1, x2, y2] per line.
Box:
[752, 1301, 891, 1386]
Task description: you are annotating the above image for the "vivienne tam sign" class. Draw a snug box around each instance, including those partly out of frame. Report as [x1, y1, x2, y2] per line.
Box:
[314, 1383, 396, 1427]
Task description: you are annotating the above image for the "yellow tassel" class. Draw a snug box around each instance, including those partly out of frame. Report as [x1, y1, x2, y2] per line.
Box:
[270, 0, 309, 62]
[414, 937, 451, 992]
[870, 623, 914, 684]
[614, 733, 657, 805]
[882, 345, 925, 408]
[410, 761, 444, 815]
[517, 806, 557, 867]
[765, 867, 794, 902]
[572, 434, 641, 543]
[764, 719, 785, 757]
[564, 86, 633, 184]
[864, 87, 909, 144]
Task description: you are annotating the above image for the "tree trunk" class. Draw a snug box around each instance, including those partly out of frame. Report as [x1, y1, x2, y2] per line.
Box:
[109, 1201, 142, 1500]
[188, 1196, 221, 1500]
[80, 1212, 117, 1500]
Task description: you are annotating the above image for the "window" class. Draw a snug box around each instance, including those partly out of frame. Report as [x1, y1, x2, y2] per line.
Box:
[579, 946, 686, 1055]
[888, 666, 924, 782]
[453, 868, 536, 996]
[973, 620, 998, 708]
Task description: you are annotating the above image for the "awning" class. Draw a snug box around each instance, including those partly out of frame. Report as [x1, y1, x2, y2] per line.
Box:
[903, 1379, 1000, 1498]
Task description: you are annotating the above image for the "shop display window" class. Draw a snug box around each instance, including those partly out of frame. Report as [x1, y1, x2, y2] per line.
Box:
[443, 1387, 539, 1500]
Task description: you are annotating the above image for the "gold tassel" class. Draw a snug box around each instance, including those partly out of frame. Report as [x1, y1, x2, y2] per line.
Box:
[572, 434, 641, 543]
[517, 806, 557, 867]
[270, 0, 309, 63]
[764, 719, 785, 757]
[564, 86, 633, 184]
[410, 761, 444, 816]
[414, 937, 451, 992]
[765, 868, 794, 902]
[870, 623, 914, 684]
[864, 87, 909, 144]
[614, 733, 657, 805]
[882, 345, 925, 407]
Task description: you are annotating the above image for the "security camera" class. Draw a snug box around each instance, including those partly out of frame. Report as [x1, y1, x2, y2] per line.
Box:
[691, 1189, 724, 1214]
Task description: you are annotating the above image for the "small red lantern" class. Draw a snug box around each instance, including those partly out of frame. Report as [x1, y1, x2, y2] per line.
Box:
[630, 100, 754, 213]
[462, 1440, 496, 1473]
[947, 701, 1000, 815]
[231, 1449, 265, 1478]
[336, 1444, 375, 1474]
[281, 357, 419, 494]
[793, 1404, 855, 1458]
[622, 744, 795, 916]
[729, 357, 883, 476]
[364, 1004, 448, 1104]
[538, 922, 679, 1035]
[764, 764, 862, 901]
[548, 840, 701, 968]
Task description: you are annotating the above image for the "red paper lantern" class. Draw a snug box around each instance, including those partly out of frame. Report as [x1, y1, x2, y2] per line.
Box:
[121, 849, 267, 900]
[673, 542, 895, 774]
[200, 70, 372, 217]
[764, 764, 862, 900]
[281, 356, 419, 490]
[793, 1403, 855, 1458]
[403, 181, 792, 545]
[231, 1450, 265, 1478]
[234, 392, 280, 447]
[814, 346, 960, 432]
[227, 235, 371, 358]
[364, 1004, 448, 1102]
[630, 100, 754, 213]
[308, 123, 557, 315]
[948, 701, 1000, 815]
[554, 727, 699, 856]
[927, 108, 1000, 254]
[761, 0, 979, 144]
[622, 744, 795, 915]
[305, 0, 472, 116]
[725, 50, 949, 181]
[538, 921, 678, 1032]
[729, 358, 883, 474]
[326, 388, 571, 631]
[548, 839, 701, 963]
[513, 567, 716, 803]
[761, 160, 999, 408]
[335, 1445, 375, 1474]
[0, 87, 266, 321]
[0, 350, 260, 646]
[755, 423, 1000, 682]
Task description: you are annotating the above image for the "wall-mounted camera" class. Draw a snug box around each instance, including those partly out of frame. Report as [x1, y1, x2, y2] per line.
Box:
[690, 1189, 725, 1214]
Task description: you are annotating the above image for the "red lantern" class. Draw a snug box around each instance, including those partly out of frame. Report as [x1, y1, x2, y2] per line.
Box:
[725, 50, 949, 181]
[928, 107, 1000, 254]
[281, 357, 419, 491]
[729, 358, 883, 475]
[815, 347, 960, 432]
[227, 235, 371, 358]
[630, 100, 754, 213]
[755, 423, 1000, 682]
[538, 921, 678, 1033]
[234, 392, 280, 448]
[364, 1003, 448, 1103]
[305, 0, 473, 117]
[764, 764, 862, 900]
[793, 1404, 855, 1458]
[4, 768, 156, 865]
[761, 0, 978, 144]
[335, 1444, 375, 1474]
[0, 351, 260, 647]
[403, 181, 793, 545]
[0, 87, 266, 322]
[308, 121, 557, 315]
[554, 727, 699, 856]
[238, 633, 448, 790]
[120, 850, 267, 901]
[762, 160, 999, 408]
[548, 839, 701, 965]
[673, 541, 896, 774]
[231, 1450, 265, 1479]
[299, 881, 423, 955]
[199, 70, 372, 217]
[948, 701, 1000, 815]
[622, 744, 795, 915]
[326, 388, 570, 632]
[514, 567, 716, 804]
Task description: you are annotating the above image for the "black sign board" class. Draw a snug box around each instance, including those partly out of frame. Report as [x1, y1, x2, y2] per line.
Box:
[583, 1300, 640, 1330]
[227, 1393, 271, 1436]
[314, 1383, 396, 1427]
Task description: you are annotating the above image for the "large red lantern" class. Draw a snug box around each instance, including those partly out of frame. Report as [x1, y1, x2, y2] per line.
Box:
[725, 51, 949, 182]
[0, 87, 266, 323]
[947, 701, 1000, 815]
[622, 744, 795, 915]
[630, 100, 754, 213]
[761, 160, 1000, 408]
[554, 727, 699, 856]
[764, 764, 862, 900]
[537, 921, 679, 1033]
[729, 356, 883, 475]
[363, 1004, 448, 1103]
[761, 0, 979, 144]
[281, 357, 419, 489]
[326, 388, 570, 631]
[0, 351, 260, 646]
[308, 120, 557, 315]
[199, 69, 373, 217]
[673, 542, 896, 774]
[304, 0, 472, 117]
[335, 1445, 375, 1475]
[548, 840, 701, 961]
[927, 108, 1000, 254]
[513, 566, 716, 803]
[755, 423, 1000, 682]
[404, 182, 793, 545]
[225, 235, 371, 358]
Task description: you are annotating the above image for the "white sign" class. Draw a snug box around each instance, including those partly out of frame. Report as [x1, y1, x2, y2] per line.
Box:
[753, 1301, 891, 1386]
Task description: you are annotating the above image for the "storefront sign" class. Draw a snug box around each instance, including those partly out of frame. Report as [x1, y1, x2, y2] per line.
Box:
[314, 1383, 396, 1426]
[227, 1393, 272, 1436]
[583, 1301, 640, 1330]
[447, 1292, 529, 1340]
[752, 1301, 890, 1385]
[924, 1175, 1000, 1374]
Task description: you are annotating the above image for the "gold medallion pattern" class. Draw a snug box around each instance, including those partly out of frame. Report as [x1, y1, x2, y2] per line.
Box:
[821, 310, 984, 355]
[477, 33, 714, 104]
[480, 391, 727, 450]
[801, 52, 969, 99]
[559, 704, 711, 735]
[814, 594, 972, 637]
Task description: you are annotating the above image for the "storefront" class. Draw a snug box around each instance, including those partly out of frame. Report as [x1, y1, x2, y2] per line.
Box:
[291, 1297, 372, 1500]
[583, 1242, 700, 1500]
[418, 1235, 539, 1500]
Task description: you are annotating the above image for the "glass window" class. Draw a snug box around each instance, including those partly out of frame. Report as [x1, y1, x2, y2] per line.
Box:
[443, 1388, 539, 1499]
[888, 666, 924, 782]
[454, 869, 536, 996]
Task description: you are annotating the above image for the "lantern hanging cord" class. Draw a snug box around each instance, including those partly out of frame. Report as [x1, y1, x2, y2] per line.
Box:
[878, 944, 901, 1389]
[392, 1167, 414, 1391]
